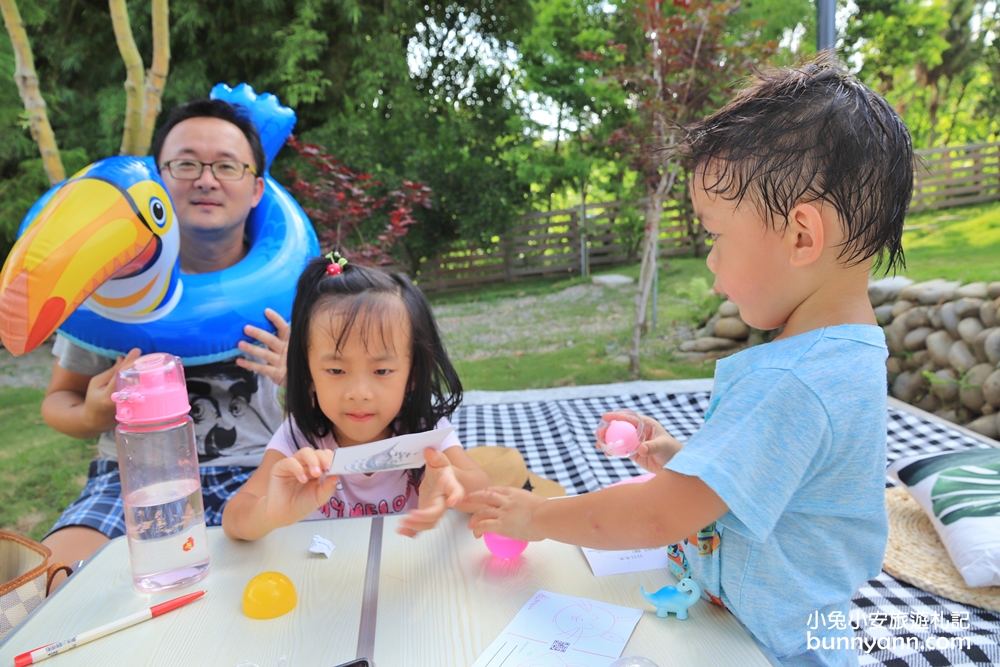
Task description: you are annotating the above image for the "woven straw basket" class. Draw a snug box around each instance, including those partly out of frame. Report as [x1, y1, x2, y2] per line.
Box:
[0, 531, 71, 639]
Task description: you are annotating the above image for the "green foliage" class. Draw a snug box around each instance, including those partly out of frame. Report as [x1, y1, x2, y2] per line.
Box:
[0, 148, 89, 264]
[843, 0, 999, 148]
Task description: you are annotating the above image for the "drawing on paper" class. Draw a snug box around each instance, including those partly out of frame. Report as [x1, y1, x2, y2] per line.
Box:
[553, 600, 628, 644]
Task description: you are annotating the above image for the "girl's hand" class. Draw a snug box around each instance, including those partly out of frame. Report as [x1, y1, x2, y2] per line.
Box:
[262, 448, 339, 528]
[237, 308, 290, 387]
[466, 487, 546, 542]
[597, 411, 683, 473]
[397, 448, 465, 538]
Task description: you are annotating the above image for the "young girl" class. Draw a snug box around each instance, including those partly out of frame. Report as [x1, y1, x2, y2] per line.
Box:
[222, 255, 491, 540]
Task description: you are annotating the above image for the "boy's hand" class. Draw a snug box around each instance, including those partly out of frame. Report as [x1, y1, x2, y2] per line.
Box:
[466, 487, 546, 542]
[263, 448, 338, 527]
[83, 348, 141, 433]
[398, 448, 465, 538]
[237, 308, 290, 387]
[597, 411, 684, 473]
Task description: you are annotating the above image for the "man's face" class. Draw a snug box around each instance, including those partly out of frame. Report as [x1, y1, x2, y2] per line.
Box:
[158, 117, 264, 237]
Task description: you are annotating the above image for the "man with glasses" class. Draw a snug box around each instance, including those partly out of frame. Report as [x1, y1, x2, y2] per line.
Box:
[40, 99, 289, 585]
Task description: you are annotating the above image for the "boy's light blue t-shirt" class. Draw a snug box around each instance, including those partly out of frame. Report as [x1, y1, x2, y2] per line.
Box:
[665, 325, 888, 667]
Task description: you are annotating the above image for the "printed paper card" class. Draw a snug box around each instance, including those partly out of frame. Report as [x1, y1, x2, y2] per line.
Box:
[471, 589, 643, 667]
[324, 426, 455, 475]
[581, 547, 671, 577]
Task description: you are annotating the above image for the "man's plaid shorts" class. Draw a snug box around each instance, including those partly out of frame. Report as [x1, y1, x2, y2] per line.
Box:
[47, 459, 255, 539]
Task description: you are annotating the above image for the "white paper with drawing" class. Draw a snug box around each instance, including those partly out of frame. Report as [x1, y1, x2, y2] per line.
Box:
[324, 426, 455, 475]
[471, 589, 643, 667]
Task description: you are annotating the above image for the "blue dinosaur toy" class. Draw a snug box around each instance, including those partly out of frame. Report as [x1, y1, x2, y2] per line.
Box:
[639, 578, 702, 619]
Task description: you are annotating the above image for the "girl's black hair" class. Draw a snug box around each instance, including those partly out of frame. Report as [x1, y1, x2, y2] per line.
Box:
[285, 257, 463, 458]
[685, 54, 913, 274]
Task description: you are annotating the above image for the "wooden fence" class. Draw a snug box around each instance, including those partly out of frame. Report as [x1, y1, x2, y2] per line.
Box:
[911, 141, 1000, 211]
[396, 140, 999, 291]
[409, 196, 699, 292]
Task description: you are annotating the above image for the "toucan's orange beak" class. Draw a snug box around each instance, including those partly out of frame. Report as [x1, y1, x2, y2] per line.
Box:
[0, 178, 157, 354]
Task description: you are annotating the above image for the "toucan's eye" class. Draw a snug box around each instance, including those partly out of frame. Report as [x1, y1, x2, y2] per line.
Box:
[149, 197, 167, 228]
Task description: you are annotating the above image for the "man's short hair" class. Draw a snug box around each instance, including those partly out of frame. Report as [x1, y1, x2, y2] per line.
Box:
[686, 55, 913, 273]
[151, 98, 266, 176]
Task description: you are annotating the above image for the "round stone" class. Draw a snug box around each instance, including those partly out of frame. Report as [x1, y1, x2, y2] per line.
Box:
[947, 340, 977, 372]
[981, 301, 999, 328]
[891, 300, 914, 318]
[983, 369, 1000, 408]
[679, 337, 737, 352]
[966, 414, 999, 438]
[899, 279, 960, 305]
[913, 392, 941, 413]
[925, 330, 955, 367]
[903, 306, 930, 330]
[958, 317, 984, 345]
[933, 408, 959, 423]
[984, 328, 1000, 365]
[939, 301, 959, 336]
[713, 317, 750, 340]
[891, 371, 929, 404]
[974, 327, 997, 364]
[955, 282, 988, 299]
[717, 301, 740, 318]
[930, 368, 959, 404]
[960, 363, 994, 412]
[874, 304, 894, 325]
[954, 297, 985, 319]
[989, 282, 1000, 300]
[903, 327, 933, 351]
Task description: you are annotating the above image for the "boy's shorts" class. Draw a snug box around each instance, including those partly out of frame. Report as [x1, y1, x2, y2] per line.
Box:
[46, 460, 256, 540]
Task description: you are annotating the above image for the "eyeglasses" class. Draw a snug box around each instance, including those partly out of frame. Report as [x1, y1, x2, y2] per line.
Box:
[160, 159, 257, 181]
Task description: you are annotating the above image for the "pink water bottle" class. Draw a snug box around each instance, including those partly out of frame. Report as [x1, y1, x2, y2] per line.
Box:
[112, 353, 210, 592]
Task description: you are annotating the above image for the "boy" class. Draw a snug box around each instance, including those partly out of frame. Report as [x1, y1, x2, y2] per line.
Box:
[468, 56, 912, 667]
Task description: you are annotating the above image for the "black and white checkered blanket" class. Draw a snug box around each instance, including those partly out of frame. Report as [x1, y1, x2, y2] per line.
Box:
[453, 391, 999, 667]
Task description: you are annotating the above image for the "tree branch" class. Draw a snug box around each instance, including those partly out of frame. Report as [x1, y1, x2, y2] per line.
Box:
[1, 0, 65, 185]
[109, 0, 145, 155]
[136, 0, 170, 156]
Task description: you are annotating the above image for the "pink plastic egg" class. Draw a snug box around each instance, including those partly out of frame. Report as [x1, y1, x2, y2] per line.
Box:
[604, 420, 640, 457]
[484, 533, 528, 559]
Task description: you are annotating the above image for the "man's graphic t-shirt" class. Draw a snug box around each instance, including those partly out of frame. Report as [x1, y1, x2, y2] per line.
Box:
[265, 416, 462, 520]
[53, 335, 283, 468]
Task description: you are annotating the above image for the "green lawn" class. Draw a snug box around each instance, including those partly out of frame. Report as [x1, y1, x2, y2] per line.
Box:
[0, 388, 96, 541]
[898, 201, 1000, 283]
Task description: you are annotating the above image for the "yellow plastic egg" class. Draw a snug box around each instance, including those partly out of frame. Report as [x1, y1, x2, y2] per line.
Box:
[242, 571, 297, 619]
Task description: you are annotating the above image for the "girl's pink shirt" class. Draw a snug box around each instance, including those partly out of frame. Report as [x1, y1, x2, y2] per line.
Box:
[265, 417, 461, 520]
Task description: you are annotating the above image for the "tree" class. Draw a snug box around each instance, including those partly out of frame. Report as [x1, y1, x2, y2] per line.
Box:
[285, 136, 432, 265]
[843, 0, 992, 148]
[606, 0, 774, 378]
[0, 0, 63, 184]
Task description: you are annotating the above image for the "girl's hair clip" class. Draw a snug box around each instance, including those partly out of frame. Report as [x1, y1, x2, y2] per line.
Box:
[325, 251, 348, 276]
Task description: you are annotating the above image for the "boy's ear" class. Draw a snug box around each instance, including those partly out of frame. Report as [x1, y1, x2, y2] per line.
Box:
[785, 201, 825, 268]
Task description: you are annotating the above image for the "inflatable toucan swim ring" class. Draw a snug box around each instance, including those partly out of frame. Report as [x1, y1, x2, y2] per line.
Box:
[0, 83, 320, 364]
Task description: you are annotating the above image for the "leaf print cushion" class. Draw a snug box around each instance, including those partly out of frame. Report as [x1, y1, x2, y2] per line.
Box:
[888, 449, 1000, 588]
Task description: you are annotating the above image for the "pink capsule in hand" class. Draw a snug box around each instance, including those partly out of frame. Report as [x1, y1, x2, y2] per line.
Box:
[596, 409, 646, 458]
[484, 533, 529, 559]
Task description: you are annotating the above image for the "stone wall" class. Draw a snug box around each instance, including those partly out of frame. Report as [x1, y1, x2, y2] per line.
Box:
[681, 278, 1000, 439]
[875, 278, 1000, 438]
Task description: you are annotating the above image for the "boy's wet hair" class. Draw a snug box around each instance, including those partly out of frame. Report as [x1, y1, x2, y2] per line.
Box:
[285, 257, 463, 449]
[686, 54, 912, 273]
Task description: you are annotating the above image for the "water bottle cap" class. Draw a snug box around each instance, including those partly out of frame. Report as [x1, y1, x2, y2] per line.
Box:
[111, 353, 190, 423]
